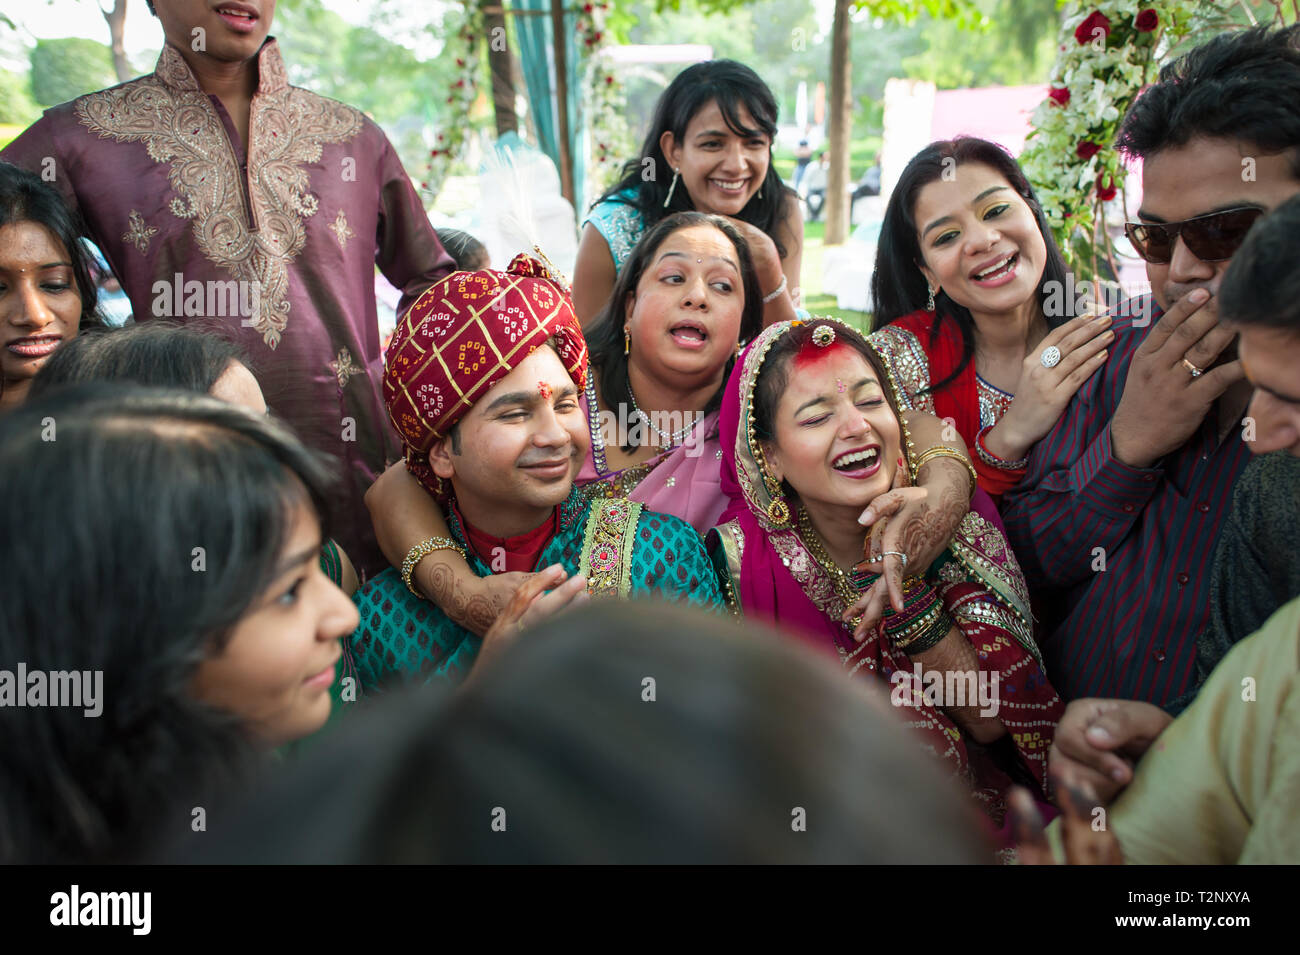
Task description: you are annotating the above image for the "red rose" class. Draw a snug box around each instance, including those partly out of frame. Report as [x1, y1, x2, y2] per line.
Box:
[1048, 87, 1070, 106]
[1074, 11, 1111, 45]
[1135, 9, 1158, 32]
[1076, 141, 1101, 160]
[1096, 174, 1117, 201]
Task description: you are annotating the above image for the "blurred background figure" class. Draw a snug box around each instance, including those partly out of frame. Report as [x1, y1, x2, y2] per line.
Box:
[434, 228, 491, 272]
[179, 603, 991, 864]
[792, 137, 813, 190]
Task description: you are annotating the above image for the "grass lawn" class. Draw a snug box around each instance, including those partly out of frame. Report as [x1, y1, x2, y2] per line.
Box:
[796, 219, 872, 332]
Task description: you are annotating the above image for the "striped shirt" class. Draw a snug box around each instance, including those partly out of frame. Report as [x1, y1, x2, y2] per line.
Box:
[1001, 296, 1253, 705]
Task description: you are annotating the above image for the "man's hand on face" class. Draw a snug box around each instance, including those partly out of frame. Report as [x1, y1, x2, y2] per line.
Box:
[1048, 697, 1175, 806]
[1110, 288, 1245, 469]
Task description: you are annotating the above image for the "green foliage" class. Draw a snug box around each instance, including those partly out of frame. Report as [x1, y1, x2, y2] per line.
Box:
[902, 0, 1059, 89]
[28, 38, 117, 107]
[273, 0, 478, 181]
[0, 69, 39, 125]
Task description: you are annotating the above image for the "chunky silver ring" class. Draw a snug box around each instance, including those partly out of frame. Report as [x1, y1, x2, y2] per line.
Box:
[880, 550, 909, 569]
[1040, 346, 1062, 369]
[1181, 358, 1205, 378]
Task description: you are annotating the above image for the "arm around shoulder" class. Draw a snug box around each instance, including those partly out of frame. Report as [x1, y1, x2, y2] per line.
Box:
[573, 223, 618, 330]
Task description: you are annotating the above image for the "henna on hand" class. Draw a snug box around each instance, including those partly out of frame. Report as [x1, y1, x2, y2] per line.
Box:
[895, 473, 967, 573]
[423, 558, 498, 636]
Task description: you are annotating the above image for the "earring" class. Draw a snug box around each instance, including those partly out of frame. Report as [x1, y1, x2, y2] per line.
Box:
[663, 168, 680, 208]
[926, 284, 936, 312]
[758, 187, 763, 200]
[623, 326, 630, 355]
[767, 495, 790, 527]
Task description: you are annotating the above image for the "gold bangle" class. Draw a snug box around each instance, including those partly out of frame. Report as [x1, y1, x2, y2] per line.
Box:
[401, 536, 468, 598]
[912, 445, 977, 497]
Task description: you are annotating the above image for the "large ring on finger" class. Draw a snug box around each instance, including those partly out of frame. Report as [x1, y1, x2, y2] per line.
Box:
[881, 550, 909, 570]
[1039, 345, 1062, 369]
[1181, 357, 1205, 378]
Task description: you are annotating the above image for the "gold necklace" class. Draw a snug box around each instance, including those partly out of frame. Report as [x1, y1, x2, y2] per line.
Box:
[796, 508, 863, 636]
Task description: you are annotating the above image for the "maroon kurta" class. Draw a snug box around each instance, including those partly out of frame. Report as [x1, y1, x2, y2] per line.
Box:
[3, 39, 454, 576]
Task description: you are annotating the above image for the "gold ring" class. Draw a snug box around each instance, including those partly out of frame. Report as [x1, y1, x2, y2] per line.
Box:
[1181, 358, 1205, 378]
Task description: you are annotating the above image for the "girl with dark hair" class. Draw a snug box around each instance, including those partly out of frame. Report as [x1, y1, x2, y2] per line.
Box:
[709, 317, 1062, 838]
[0, 385, 359, 863]
[0, 161, 99, 412]
[182, 602, 992, 864]
[868, 137, 1112, 499]
[29, 321, 358, 597]
[573, 59, 803, 328]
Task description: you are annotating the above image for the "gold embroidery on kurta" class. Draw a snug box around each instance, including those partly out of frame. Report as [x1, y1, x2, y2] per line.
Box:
[328, 347, 361, 388]
[75, 45, 363, 349]
[329, 209, 355, 250]
[122, 210, 157, 253]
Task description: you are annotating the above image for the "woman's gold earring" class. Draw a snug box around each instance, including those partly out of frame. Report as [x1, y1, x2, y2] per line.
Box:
[767, 495, 790, 527]
[623, 327, 630, 356]
[926, 284, 936, 312]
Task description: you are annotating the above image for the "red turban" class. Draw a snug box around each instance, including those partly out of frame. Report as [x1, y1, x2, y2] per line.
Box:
[383, 253, 589, 497]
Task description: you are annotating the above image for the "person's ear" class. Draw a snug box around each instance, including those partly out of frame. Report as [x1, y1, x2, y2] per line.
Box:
[761, 440, 785, 484]
[659, 130, 682, 173]
[623, 289, 636, 326]
[429, 437, 455, 480]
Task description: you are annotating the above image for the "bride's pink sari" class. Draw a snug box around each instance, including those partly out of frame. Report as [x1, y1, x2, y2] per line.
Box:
[710, 319, 1062, 830]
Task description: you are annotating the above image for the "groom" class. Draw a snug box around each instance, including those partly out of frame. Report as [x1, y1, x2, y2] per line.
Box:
[348, 256, 723, 692]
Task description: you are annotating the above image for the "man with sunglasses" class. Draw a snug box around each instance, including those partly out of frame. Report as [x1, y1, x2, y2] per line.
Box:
[1003, 26, 1300, 715]
[1032, 198, 1300, 863]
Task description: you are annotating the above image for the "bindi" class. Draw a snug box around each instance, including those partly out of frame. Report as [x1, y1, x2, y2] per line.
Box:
[537, 381, 553, 400]
[836, 378, 846, 393]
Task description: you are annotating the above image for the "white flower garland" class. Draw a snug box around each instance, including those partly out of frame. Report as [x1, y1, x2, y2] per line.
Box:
[1020, 1, 1206, 280]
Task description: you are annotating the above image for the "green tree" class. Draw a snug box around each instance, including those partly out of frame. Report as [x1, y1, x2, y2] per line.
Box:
[274, 0, 471, 179]
[0, 68, 40, 125]
[902, 0, 1058, 89]
[28, 38, 117, 107]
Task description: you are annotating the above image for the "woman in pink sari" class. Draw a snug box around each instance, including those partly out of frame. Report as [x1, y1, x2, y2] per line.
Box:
[710, 317, 1062, 830]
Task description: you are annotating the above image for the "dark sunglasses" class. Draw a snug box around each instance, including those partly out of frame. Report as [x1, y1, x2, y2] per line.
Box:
[1124, 206, 1264, 264]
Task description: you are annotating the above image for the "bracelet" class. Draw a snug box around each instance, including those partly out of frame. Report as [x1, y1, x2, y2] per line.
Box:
[974, 425, 1029, 471]
[912, 445, 978, 496]
[882, 578, 942, 632]
[761, 274, 788, 304]
[890, 606, 953, 655]
[401, 536, 468, 598]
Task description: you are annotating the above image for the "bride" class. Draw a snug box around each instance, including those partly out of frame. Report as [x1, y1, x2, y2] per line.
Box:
[710, 317, 1063, 830]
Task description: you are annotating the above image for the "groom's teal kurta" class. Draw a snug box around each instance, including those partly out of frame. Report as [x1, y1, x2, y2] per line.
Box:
[349, 487, 723, 692]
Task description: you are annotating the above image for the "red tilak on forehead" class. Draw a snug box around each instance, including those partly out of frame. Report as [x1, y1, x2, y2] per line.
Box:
[791, 337, 851, 369]
[537, 381, 553, 400]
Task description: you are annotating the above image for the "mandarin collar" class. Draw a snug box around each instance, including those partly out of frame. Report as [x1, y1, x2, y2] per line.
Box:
[155, 36, 288, 95]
